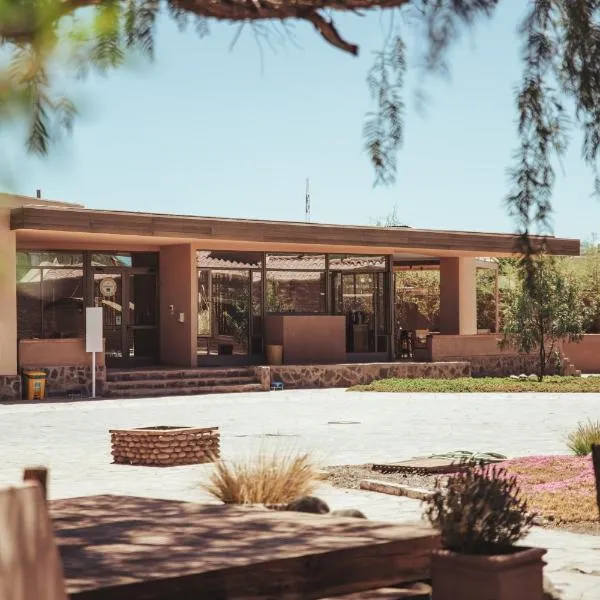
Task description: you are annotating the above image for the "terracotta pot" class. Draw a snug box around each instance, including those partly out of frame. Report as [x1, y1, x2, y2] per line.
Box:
[431, 546, 547, 600]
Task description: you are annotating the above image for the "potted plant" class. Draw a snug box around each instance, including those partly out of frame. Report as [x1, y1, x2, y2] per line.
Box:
[424, 462, 546, 600]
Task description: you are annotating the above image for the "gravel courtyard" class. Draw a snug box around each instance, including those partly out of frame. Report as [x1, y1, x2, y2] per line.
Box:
[1, 388, 599, 599]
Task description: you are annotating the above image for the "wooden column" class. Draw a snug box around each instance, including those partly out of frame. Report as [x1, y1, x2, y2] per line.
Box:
[592, 444, 600, 518]
[23, 466, 48, 502]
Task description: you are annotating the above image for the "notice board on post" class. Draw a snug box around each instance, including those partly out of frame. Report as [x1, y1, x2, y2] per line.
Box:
[86, 307, 103, 353]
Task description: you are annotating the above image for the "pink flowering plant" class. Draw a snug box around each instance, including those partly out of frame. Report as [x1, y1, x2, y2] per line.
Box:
[500, 456, 596, 524]
[424, 462, 534, 555]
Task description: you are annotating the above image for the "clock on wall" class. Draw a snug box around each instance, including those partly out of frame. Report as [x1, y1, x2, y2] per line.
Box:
[99, 277, 118, 298]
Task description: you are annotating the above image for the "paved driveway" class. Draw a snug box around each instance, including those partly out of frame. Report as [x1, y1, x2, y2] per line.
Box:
[1, 389, 599, 599]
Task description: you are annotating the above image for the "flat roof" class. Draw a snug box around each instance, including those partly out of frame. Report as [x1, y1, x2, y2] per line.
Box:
[10, 204, 580, 257]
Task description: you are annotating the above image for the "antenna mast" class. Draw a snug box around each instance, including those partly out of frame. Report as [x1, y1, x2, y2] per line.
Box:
[305, 178, 311, 223]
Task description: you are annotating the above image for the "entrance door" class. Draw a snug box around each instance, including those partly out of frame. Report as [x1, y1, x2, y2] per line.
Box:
[94, 270, 159, 367]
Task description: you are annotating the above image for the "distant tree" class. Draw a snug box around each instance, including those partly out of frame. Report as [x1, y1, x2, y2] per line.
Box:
[574, 235, 600, 333]
[371, 204, 407, 228]
[500, 256, 589, 381]
[395, 270, 439, 330]
[476, 267, 496, 332]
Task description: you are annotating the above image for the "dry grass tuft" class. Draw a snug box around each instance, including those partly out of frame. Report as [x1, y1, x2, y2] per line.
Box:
[203, 450, 319, 505]
[567, 418, 600, 456]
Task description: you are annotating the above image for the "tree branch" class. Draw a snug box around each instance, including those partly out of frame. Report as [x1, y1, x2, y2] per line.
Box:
[299, 10, 358, 55]
[0, 0, 413, 54]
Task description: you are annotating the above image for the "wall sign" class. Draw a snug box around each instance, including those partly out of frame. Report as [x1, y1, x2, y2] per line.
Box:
[99, 277, 117, 298]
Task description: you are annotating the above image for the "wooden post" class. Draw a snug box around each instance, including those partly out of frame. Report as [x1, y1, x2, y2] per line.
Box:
[593, 445, 600, 518]
[23, 466, 48, 502]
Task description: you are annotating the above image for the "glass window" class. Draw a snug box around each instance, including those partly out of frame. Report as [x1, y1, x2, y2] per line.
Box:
[197, 251, 262, 269]
[17, 251, 83, 267]
[266, 254, 326, 270]
[266, 271, 326, 313]
[328, 255, 386, 272]
[92, 253, 133, 268]
[17, 263, 85, 339]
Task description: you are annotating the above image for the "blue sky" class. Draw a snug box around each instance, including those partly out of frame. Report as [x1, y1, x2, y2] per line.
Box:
[4, 0, 598, 242]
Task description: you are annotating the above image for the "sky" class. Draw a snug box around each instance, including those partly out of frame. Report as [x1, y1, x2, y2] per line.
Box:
[3, 0, 598, 242]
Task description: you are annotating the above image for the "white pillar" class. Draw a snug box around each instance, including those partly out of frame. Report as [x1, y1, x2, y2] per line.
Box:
[439, 257, 477, 335]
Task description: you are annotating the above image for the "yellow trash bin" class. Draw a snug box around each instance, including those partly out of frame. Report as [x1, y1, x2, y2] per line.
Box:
[23, 370, 47, 401]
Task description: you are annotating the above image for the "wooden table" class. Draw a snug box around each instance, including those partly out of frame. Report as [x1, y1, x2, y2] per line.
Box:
[51, 495, 439, 600]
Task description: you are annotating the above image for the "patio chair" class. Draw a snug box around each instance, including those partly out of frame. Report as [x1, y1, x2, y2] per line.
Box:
[0, 481, 67, 600]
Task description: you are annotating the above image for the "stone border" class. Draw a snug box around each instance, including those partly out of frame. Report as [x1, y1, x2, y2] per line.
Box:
[359, 479, 433, 501]
[110, 426, 220, 467]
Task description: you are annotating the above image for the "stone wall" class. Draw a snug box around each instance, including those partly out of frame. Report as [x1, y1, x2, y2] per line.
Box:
[253, 366, 271, 391]
[268, 361, 471, 389]
[110, 426, 220, 467]
[0, 375, 21, 401]
[44, 365, 107, 397]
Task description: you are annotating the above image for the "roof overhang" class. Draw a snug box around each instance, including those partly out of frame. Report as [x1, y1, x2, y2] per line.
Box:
[10, 206, 581, 258]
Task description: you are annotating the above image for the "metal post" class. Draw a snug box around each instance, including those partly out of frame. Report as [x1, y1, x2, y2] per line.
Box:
[92, 351, 96, 399]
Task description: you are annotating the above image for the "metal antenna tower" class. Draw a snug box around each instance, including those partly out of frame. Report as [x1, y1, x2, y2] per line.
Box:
[305, 178, 311, 222]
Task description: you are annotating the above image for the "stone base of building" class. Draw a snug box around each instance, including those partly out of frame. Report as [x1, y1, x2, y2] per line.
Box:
[44, 365, 107, 397]
[110, 426, 220, 466]
[0, 375, 21, 400]
[463, 355, 557, 377]
[267, 361, 471, 389]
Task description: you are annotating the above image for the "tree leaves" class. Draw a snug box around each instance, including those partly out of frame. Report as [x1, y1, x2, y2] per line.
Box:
[364, 34, 406, 186]
[500, 255, 590, 380]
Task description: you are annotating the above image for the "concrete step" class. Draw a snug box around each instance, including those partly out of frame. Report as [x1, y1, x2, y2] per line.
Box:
[104, 382, 265, 399]
[109, 376, 258, 390]
[107, 367, 255, 382]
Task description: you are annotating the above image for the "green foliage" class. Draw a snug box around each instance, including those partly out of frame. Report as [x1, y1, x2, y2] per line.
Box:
[501, 255, 589, 380]
[395, 270, 439, 330]
[424, 462, 534, 555]
[567, 419, 600, 456]
[2, 0, 600, 257]
[476, 268, 496, 332]
[348, 376, 599, 393]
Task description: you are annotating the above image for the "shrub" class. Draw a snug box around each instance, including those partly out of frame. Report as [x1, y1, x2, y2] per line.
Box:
[566, 419, 600, 456]
[424, 462, 534, 555]
[202, 450, 319, 505]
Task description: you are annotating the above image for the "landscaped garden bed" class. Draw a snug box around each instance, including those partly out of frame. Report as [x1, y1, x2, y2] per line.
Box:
[348, 376, 600, 393]
[327, 457, 600, 535]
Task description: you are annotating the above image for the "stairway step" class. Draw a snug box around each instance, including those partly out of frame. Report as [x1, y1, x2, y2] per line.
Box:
[109, 376, 257, 390]
[107, 367, 254, 382]
[104, 383, 265, 399]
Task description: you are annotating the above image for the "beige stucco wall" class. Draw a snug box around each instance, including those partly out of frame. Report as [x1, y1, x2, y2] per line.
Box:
[0, 209, 17, 375]
[439, 257, 477, 335]
[562, 335, 600, 374]
[265, 315, 346, 364]
[159, 244, 197, 367]
[430, 334, 510, 360]
[19, 338, 105, 368]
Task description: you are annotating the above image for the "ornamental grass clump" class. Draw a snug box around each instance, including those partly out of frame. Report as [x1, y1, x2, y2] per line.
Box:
[424, 462, 535, 555]
[567, 419, 600, 456]
[202, 449, 319, 505]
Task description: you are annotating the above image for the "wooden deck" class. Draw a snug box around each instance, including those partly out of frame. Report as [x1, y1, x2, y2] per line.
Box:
[50, 495, 439, 600]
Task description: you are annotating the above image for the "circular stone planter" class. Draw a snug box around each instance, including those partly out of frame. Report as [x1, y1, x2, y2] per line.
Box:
[110, 426, 220, 467]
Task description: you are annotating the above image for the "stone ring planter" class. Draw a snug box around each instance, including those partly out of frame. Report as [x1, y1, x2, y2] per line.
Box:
[110, 426, 220, 467]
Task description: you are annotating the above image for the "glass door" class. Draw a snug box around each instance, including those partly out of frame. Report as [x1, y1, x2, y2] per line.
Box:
[93, 269, 158, 367]
[197, 269, 251, 358]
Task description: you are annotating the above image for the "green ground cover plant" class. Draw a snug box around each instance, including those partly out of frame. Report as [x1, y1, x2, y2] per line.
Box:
[349, 376, 600, 393]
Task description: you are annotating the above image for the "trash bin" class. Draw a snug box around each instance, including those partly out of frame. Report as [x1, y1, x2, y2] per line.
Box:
[23, 370, 47, 401]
